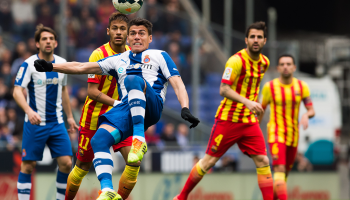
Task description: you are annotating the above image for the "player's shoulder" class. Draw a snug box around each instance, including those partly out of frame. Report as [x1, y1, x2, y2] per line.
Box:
[294, 78, 309, 88]
[264, 79, 276, 88]
[226, 53, 243, 66]
[260, 54, 270, 65]
[24, 54, 39, 65]
[53, 54, 67, 63]
[144, 49, 165, 56]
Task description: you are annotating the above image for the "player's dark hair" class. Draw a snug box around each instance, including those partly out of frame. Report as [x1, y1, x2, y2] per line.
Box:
[278, 54, 295, 65]
[245, 21, 267, 38]
[34, 24, 57, 43]
[108, 12, 129, 28]
[128, 18, 153, 35]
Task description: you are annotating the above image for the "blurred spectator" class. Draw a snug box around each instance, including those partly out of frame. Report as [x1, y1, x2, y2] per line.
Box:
[70, 97, 81, 124]
[77, 17, 98, 49]
[0, 0, 13, 32]
[76, 87, 88, 107]
[176, 123, 189, 150]
[11, 41, 27, 64]
[0, 78, 11, 108]
[27, 38, 38, 54]
[11, 51, 31, 77]
[145, 125, 160, 147]
[1, 62, 12, 87]
[6, 107, 23, 138]
[0, 125, 17, 151]
[162, 0, 187, 35]
[218, 155, 237, 172]
[166, 41, 187, 72]
[11, 0, 36, 40]
[36, 5, 55, 28]
[35, 0, 53, 18]
[0, 36, 8, 62]
[160, 122, 178, 147]
[96, 0, 115, 26]
[293, 152, 313, 172]
[76, 0, 97, 20]
[0, 107, 7, 126]
[1, 49, 11, 64]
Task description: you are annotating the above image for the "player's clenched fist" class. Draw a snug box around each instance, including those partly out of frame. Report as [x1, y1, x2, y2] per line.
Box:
[181, 107, 200, 128]
[34, 59, 53, 72]
[243, 99, 264, 116]
[27, 109, 42, 125]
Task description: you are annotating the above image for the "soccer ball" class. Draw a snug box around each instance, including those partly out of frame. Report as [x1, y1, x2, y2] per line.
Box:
[112, 0, 143, 15]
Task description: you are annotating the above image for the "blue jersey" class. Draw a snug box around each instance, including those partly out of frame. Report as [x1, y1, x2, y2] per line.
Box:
[97, 50, 180, 103]
[15, 54, 67, 125]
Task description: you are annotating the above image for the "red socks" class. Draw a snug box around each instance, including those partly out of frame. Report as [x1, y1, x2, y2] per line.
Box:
[273, 172, 287, 200]
[256, 166, 274, 200]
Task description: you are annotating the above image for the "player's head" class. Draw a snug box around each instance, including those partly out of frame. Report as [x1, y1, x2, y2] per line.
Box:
[34, 24, 57, 55]
[277, 54, 296, 79]
[127, 18, 153, 53]
[245, 21, 267, 54]
[108, 12, 129, 46]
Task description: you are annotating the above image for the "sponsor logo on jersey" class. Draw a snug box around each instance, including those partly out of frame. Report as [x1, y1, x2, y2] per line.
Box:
[127, 64, 153, 70]
[46, 78, 59, 85]
[16, 67, 24, 81]
[37, 79, 43, 85]
[222, 68, 232, 80]
[143, 55, 151, 63]
[121, 59, 128, 64]
[118, 67, 125, 73]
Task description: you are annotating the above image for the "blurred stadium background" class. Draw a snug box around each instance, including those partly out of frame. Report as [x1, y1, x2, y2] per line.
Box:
[0, 0, 349, 199]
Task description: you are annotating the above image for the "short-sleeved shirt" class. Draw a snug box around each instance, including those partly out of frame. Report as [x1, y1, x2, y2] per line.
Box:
[261, 78, 312, 147]
[97, 49, 180, 103]
[14, 54, 67, 125]
[79, 43, 131, 130]
[215, 49, 270, 123]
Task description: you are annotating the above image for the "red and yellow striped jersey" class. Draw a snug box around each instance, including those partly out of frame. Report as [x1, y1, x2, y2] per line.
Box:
[215, 49, 270, 123]
[261, 78, 312, 147]
[79, 42, 131, 130]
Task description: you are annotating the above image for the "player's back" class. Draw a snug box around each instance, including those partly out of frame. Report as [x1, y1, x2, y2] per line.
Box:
[98, 49, 180, 103]
[80, 43, 130, 130]
[216, 49, 270, 123]
[15, 54, 67, 125]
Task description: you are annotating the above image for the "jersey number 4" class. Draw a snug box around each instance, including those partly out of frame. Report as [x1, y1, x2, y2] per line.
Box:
[214, 134, 223, 146]
[79, 135, 90, 150]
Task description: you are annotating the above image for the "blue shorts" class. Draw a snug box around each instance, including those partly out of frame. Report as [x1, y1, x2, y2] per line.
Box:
[22, 122, 73, 161]
[99, 80, 163, 140]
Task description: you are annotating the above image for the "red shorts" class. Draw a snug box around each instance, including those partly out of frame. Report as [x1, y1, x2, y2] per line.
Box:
[206, 119, 267, 157]
[77, 126, 133, 162]
[268, 142, 297, 171]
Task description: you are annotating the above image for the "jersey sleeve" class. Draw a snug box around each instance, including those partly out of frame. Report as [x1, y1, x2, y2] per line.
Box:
[159, 52, 180, 79]
[261, 82, 271, 109]
[62, 74, 67, 86]
[221, 55, 242, 85]
[87, 74, 102, 84]
[14, 62, 31, 88]
[97, 55, 121, 77]
[301, 81, 313, 106]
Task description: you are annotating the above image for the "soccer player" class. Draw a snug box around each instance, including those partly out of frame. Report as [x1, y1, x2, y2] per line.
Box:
[64, 13, 138, 200]
[260, 54, 315, 200]
[34, 18, 200, 200]
[173, 21, 274, 200]
[13, 24, 78, 200]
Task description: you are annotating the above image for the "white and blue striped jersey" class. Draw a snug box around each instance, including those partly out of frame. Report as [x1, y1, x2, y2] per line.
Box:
[14, 54, 67, 125]
[97, 49, 180, 102]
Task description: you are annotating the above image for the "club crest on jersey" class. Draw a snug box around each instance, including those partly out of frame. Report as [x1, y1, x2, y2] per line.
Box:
[22, 149, 26, 157]
[79, 149, 84, 157]
[143, 55, 151, 63]
[211, 145, 218, 153]
[260, 65, 265, 73]
[295, 90, 301, 96]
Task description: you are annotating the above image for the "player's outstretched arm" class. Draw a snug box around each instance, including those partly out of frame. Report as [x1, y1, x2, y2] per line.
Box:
[220, 82, 264, 116]
[169, 76, 200, 128]
[34, 59, 103, 74]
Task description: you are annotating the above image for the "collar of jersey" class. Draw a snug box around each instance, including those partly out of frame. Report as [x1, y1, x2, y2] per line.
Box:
[36, 54, 55, 63]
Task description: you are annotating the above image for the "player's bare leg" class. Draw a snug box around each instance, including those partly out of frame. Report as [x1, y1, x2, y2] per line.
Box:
[56, 156, 72, 200]
[251, 155, 274, 200]
[65, 159, 92, 200]
[175, 154, 219, 200]
[117, 146, 141, 199]
[272, 165, 287, 200]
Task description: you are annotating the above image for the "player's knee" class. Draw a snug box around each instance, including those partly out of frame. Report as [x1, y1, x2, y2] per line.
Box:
[253, 155, 269, 167]
[59, 159, 72, 172]
[21, 161, 36, 174]
[124, 75, 144, 91]
[274, 165, 286, 172]
[201, 158, 217, 171]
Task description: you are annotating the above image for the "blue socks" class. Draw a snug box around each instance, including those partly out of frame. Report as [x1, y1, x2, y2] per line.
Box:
[56, 170, 69, 200]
